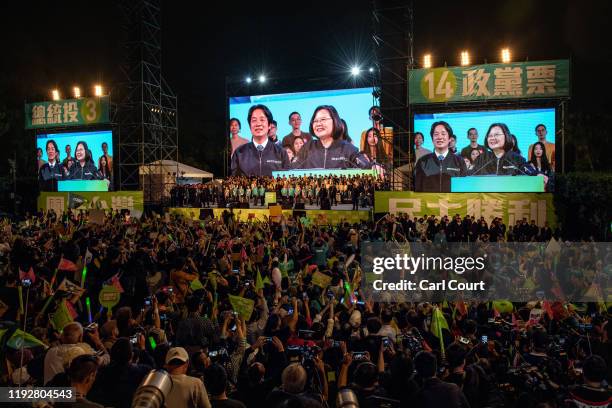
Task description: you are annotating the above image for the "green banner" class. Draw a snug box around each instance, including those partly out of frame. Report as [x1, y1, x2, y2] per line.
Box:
[374, 191, 556, 227]
[38, 191, 144, 218]
[25, 96, 110, 129]
[409, 60, 569, 104]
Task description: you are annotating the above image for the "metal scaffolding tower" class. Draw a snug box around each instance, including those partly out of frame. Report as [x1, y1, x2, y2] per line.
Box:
[372, 0, 414, 190]
[116, 0, 178, 204]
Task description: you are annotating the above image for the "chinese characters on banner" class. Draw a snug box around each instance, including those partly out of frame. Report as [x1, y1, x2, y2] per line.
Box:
[38, 191, 144, 218]
[374, 192, 556, 228]
[409, 60, 569, 104]
[25, 97, 110, 129]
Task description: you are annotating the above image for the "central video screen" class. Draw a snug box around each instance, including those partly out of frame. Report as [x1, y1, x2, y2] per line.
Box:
[413, 108, 556, 192]
[37, 130, 113, 192]
[228, 87, 390, 176]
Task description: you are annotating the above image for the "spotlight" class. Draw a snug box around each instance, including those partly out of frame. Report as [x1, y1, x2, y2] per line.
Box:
[51, 89, 60, 101]
[501, 48, 511, 63]
[368, 67, 374, 73]
[94, 84, 103, 96]
[423, 54, 432, 68]
[460, 51, 470, 66]
[258, 75, 266, 83]
[73, 87, 81, 98]
[351, 66, 360, 76]
[245, 76, 252, 84]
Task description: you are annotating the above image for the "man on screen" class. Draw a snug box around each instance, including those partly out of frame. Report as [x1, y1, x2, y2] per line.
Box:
[460, 128, 485, 159]
[528, 124, 555, 170]
[62, 144, 74, 169]
[268, 119, 282, 147]
[414, 121, 467, 192]
[282, 112, 312, 149]
[231, 105, 289, 177]
[38, 140, 65, 191]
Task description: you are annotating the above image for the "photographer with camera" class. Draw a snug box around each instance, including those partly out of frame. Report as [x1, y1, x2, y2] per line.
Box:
[44, 322, 110, 385]
[337, 341, 388, 408]
[266, 363, 325, 408]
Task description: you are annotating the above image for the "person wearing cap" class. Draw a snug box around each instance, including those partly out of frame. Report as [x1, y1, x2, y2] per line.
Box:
[164, 346, 212, 408]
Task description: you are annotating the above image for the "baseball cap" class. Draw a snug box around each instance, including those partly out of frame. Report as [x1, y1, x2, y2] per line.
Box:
[165, 347, 189, 365]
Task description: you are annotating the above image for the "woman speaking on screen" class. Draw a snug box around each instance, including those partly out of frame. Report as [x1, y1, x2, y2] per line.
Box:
[469, 123, 530, 176]
[293, 105, 370, 169]
[69, 141, 101, 180]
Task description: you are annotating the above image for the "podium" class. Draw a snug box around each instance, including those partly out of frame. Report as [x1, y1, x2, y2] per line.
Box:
[58, 179, 110, 192]
[451, 175, 545, 193]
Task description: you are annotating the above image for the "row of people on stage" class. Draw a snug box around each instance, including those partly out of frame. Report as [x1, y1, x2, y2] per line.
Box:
[170, 174, 385, 209]
[38, 140, 112, 191]
[414, 121, 555, 192]
[230, 105, 390, 177]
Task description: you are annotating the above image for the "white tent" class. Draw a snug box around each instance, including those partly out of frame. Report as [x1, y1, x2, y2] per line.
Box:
[138, 160, 213, 202]
[139, 160, 213, 179]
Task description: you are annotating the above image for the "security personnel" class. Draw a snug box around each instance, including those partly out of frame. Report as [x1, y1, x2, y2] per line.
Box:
[293, 105, 371, 170]
[231, 104, 290, 177]
[414, 121, 467, 192]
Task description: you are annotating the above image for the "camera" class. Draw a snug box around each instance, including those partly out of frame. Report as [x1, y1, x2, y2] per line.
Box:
[130, 335, 139, 345]
[144, 297, 152, 306]
[84, 323, 98, 332]
[21, 279, 32, 287]
[351, 351, 368, 361]
[208, 348, 229, 362]
[299, 330, 315, 340]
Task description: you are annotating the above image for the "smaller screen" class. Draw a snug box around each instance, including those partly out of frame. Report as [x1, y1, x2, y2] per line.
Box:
[413, 108, 556, 192]
[37, 130, 113, 192]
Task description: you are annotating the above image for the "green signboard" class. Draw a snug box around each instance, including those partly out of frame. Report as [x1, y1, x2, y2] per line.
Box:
[38, 191, 144, 218]
[409, 60, 569, 104]
[374, 191, 556, 227]
[25, 96, 110, 129]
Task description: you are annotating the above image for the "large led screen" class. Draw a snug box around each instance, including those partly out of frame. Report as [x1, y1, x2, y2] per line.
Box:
[37, 130, 113, 192]
[413, 108, 556, 192]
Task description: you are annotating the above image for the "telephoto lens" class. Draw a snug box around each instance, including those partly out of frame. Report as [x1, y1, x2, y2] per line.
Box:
[131, 369, 173, 408]
[336, 387, 359, 408]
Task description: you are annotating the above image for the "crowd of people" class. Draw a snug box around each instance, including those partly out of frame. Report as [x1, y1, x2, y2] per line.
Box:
[0, 210, 609, 408]
[170, 175, 388, 210]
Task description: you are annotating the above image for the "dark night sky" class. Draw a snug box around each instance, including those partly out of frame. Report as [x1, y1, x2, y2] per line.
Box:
[1, 0, 610, 175]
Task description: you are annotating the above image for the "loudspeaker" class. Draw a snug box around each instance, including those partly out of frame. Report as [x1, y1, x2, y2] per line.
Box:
[294, 202, 305, 210]
[237, 202, 250, 209]
[294, 210, 306, 218]
[199, 208, 213, 220]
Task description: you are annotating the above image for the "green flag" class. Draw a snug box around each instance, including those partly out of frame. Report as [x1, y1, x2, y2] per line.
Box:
[431, 307, 449, 356]
[51, 301, 73, 332]
[190, 279, 204, 291]
[255, 270, 264, 290]
[228, 295, 255, 321]
[0, 328, 47, 349]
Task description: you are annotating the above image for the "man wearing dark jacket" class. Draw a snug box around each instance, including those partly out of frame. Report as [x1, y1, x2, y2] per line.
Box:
[414, 121, 467, 192]
[231, 105, 289, 176]
[414, 351, 471, 408]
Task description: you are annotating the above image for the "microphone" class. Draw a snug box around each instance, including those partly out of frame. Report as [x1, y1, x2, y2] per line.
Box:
[501, 155, 535, 176]
[469, 149, 499, 176]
